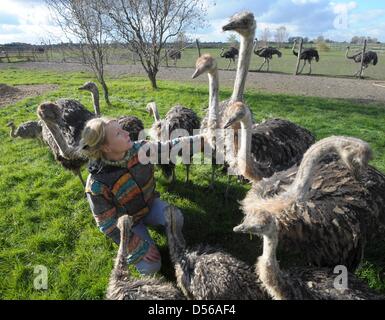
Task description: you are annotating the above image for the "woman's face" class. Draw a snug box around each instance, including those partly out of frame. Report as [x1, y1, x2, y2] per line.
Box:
[101, 120, 133, 155]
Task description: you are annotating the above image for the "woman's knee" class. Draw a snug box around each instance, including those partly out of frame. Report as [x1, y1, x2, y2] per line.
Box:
[135, 258, 162, 275]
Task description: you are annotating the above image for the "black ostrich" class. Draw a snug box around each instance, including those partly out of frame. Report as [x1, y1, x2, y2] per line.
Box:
[168, 49, 182, 66]
[346, 46, 378, 77]
[253, 38, 282, 72]
[220, 46, 239, 70]
[292, 40, 319, 74]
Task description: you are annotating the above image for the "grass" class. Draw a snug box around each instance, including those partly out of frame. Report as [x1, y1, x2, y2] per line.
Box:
[0, 67, 385, 299]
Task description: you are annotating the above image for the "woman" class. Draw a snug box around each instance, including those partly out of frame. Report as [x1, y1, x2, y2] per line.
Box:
[80, 117, 205, 275]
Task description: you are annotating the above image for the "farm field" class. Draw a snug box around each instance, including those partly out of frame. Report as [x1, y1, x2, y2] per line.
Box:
[3, 45, 385, 80]
[1, 67, 385, 299]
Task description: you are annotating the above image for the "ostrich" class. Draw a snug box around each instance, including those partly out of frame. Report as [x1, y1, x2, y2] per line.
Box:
[194, 54, 315, 184]
[6, 120, 42, 140]
[78, 81, 144, 141]
[253, 38, 282, 72]
[37, 101, 95, 186]
[146, 102, 200, 183]
[346, 46, 378, 77]
[233, 211, 384, 300]
[78, 81, 101, 117]
[106, 214, 184, 300]
[292, 39, 320, 74]
[168, 49, 182, 66]
[228, 105, 385, 271]
[164, 205, 269, 300]
[220, 47, 239, 70]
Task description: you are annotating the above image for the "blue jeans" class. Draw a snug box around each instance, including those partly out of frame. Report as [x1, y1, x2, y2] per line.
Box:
[131, 198, 168, 275]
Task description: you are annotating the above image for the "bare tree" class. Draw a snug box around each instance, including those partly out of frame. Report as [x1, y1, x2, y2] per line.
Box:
[46, 0, 112, 105]
[260, 28, 271, 45]
[275, 26, 288, 48]
[107, 0, 207, 89]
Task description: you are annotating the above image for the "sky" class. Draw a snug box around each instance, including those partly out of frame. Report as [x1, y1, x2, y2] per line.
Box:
[0, 0, 384, 44]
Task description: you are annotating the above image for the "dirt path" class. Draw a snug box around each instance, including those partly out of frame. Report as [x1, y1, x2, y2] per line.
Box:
[1, 61, 385, 103]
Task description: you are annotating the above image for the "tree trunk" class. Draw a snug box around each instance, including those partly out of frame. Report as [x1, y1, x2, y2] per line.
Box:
[148, 70, 158, 90]
[100, 79, 111, 106]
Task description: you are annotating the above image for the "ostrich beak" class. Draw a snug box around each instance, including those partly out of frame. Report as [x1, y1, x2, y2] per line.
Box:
[223, 110, 244, 129]
[78, 85, 86, 90]
[192, 67, 205, 79]
[233, 224, 246, 233]
[222, 21, 237, 31]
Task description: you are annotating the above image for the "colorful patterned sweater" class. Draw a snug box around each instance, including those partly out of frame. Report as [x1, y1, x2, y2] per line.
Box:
[85, 135, 203, 246]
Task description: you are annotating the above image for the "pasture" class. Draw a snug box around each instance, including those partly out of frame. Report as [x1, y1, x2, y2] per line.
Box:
[3, 44, 385, 80]
[0, 67, 385, 299]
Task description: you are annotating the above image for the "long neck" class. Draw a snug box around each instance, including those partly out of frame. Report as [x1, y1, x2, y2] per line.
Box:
[165, 214, 186, 265]
[91, 89, 100, 116]
[112, 222, 130, 281]
[292, 42, 298, 56]
[231, 30, 255, 102]
[151, 104, 161, 122]
[288, 137, 363, 202]
[238, 114, 253, 177]
[257, 231, 303, 300]
[9, 125, 17, 138]
[208, 70, 219, 129]
[43, 121, 77, 160]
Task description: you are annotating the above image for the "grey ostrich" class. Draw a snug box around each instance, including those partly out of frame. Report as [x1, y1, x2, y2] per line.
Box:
[164, 205, 269, 300]
[78, 81, 144, 141]
[7, 120, 42, 140]
[234, 211, 384, 300]
[220, 47, 239, 70]
[253, 38, 282, 72]
[292, 39, 320, 74]
[168, 49, 182, 67]
[106, 214, 184, 300]
[346, 46, 379, 77]
[146, 102, 200, 183]
[229, 108, 385, 271]
[37, 100, 94, 186]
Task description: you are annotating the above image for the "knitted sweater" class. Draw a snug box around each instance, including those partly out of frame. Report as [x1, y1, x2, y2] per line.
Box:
[85, 135, 203, 245]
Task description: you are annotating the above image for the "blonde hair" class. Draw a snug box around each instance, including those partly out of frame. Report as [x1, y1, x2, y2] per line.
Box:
[78, 117, 115, 160]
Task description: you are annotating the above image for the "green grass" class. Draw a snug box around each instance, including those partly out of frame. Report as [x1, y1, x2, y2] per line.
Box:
[1, 68, 385, 299]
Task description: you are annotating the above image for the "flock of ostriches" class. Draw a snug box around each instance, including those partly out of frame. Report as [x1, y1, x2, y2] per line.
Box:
[6, 12, 385, 300]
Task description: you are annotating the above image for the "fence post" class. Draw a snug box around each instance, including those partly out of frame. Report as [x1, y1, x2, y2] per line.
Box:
[358, 39, 367, 79]
[196, 39, 201, 57]
[294, 38, 303, 75]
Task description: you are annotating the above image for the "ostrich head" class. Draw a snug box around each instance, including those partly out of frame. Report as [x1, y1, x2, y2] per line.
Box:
[37, 102, 65, 126]
[222, 12, 256, 37]
[146, 102, 164, 140]
[117, 214, 134, 236]
[233, 210, 277, 238]
[6, 121, 14, 128]
[223, 101, 251, 129]
[79, 81, 98, 93]
[192, 54, 217, 79]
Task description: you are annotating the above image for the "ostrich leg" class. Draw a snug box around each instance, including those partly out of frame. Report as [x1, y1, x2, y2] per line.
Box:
[267, 58, 270, 72]
[185, 164, 190, 183]
[227, 59, 231, 70]
[258, 59, 266, 71]
[308, 61, 312, 75]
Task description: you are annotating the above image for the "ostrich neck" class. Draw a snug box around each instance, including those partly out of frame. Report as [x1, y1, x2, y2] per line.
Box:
[113, 225, 130, 279]
[91, 90, 100, 116]
[231, 31, 255, 102]
[262, 233, 278, 262]
[292, 43, 298, 56]
[151, 104, 161, 122]
[44, 121, 76, 160]
[289, 139, 345, 201]
[208, 71, 219, 128]
[9, 125, 17, 138]
[238, 114, 253, 177]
